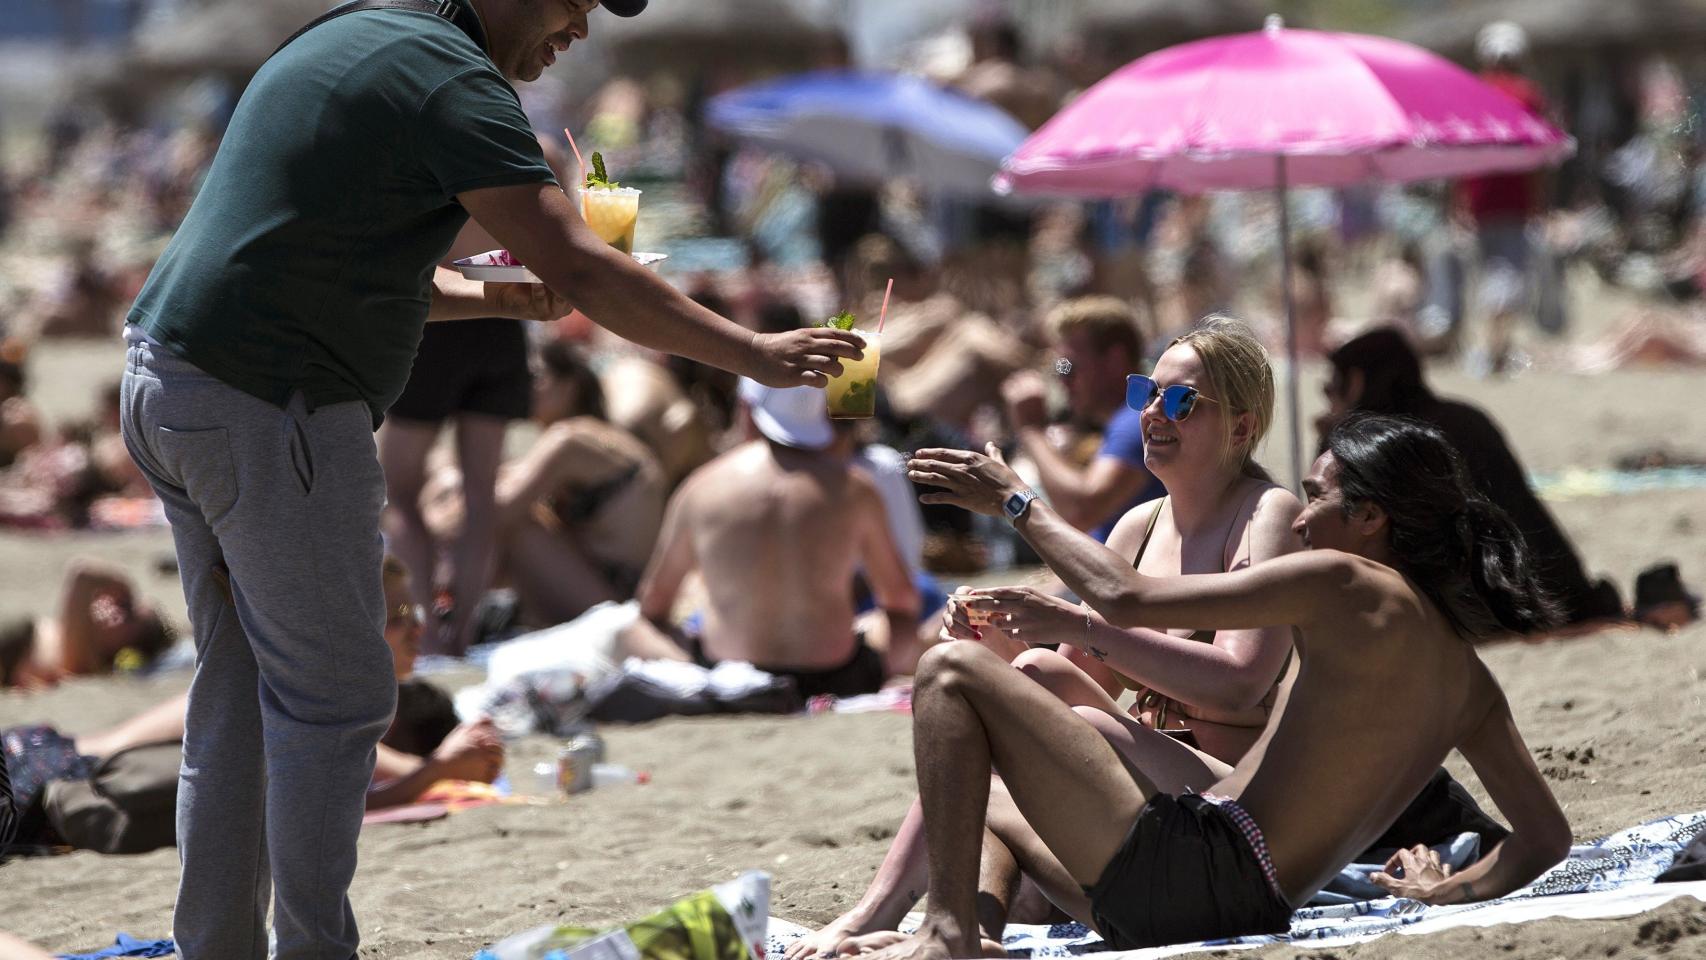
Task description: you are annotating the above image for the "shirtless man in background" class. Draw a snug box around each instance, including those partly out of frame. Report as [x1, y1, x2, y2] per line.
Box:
[874, 413, 1572, 955]
[627, 378, 921, 697]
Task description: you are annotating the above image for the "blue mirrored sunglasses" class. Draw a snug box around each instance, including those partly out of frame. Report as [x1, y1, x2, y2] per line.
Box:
[1126, 374, 1218, 421]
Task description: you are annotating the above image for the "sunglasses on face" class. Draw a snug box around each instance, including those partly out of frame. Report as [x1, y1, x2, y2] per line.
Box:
[1126, 374, 1219, 421]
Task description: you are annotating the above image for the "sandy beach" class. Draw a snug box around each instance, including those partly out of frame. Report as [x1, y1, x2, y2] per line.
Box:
[4, 316, 1706, 957]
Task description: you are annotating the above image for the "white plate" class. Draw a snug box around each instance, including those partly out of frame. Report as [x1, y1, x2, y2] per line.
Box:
[452, 250, 668, 282]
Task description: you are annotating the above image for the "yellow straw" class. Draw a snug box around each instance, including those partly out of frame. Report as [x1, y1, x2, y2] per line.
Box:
[876, 277, 894, 333]
[563, 127, 587, 186]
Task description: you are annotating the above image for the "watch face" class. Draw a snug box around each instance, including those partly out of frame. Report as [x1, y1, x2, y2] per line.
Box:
[1005, 492, 1028, 517]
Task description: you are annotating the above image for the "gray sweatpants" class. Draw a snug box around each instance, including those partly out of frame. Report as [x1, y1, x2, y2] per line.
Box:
[120, 336, 397, 960]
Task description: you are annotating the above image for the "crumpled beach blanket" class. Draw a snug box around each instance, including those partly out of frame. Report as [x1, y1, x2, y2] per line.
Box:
[767, 810, 1706, 959]
[55, 933, 174, 959]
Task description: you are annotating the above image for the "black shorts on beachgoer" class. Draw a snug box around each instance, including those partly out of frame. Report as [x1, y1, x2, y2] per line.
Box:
[689, 636, 886, 700]
[1084, 792, 1292, 950]
[389, 317, 531, 423]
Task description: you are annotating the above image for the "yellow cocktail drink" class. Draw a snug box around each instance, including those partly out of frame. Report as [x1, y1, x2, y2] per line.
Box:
[825, 330, 880, 419]
[577, 186, 640, 254]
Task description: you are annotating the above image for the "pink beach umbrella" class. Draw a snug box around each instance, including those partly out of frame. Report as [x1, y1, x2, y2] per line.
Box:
[996, 15, 1573, 485]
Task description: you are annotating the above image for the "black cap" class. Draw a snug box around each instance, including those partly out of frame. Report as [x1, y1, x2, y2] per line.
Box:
[602, 0, 647, 16]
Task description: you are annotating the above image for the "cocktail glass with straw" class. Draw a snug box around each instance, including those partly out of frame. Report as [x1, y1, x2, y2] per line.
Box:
[564, 127, 641, 255]
[825, 278, 892, 419]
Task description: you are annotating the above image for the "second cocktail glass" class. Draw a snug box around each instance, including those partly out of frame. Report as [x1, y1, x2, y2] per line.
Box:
[577, 186, 641, 255]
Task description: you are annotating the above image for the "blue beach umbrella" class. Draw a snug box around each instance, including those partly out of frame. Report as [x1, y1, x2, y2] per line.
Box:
[706, 70, 1030, 198]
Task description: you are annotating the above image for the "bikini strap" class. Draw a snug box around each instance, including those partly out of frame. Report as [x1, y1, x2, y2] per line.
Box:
[1131, 496, 1168, 570]
[1219, 482, 1272, 574]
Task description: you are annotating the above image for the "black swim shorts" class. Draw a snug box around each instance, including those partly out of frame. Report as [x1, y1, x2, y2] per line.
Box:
[689, 637, 886, 700]
[1084, 791, 1293, 950]
[389, 318, 531, 423]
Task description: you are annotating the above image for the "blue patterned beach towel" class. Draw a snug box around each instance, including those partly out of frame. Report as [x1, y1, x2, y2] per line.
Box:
[767, 810, 1706, 959]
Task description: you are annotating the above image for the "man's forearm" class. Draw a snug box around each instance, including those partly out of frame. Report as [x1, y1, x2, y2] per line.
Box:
[1013, 499, 1150, 623]
[1426, 836, 1566, 904]
[540, 243, 759, 379]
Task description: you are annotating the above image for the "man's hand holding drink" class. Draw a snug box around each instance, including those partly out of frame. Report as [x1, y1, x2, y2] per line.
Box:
[746, 327, 868, 389]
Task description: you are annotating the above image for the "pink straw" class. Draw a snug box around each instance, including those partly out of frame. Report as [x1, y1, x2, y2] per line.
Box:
[875, 278, 894, 334]
[562, 127, 587, 185]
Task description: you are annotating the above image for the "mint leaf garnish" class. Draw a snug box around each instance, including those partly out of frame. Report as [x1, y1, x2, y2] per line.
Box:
[584, 151, 620, 189]
[825, 311, 857, 331]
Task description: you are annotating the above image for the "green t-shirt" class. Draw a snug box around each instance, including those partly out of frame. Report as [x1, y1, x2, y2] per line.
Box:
[129, 0, 555, 425]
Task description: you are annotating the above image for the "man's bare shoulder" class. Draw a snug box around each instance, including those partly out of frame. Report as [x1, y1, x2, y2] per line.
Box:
[685, 441, 768, 484]
[1288, 551, 1426, 633]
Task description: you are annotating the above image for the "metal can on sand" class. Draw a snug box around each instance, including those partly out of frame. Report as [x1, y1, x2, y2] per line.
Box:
[557, 734, 603, 794]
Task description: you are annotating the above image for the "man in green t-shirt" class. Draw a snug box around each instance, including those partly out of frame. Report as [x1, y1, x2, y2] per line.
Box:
[118, 2, 864, 958]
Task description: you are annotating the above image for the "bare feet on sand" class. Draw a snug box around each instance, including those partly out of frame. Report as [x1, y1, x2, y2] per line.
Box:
[783, 912, 872, 960]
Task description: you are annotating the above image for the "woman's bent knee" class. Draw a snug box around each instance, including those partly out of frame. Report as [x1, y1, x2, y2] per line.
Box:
[1013, 646, 1073, 680]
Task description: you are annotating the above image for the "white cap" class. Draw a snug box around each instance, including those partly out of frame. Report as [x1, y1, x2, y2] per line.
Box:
[738, 377, 833, 450]
[1477, 21, 1528, 65]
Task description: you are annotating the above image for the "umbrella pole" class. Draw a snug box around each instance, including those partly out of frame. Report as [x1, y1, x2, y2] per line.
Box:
[1276, 155, 1302, 491]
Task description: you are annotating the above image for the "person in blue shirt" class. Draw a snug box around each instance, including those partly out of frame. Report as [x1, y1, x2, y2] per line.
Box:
[1001, 297, 1164, 542]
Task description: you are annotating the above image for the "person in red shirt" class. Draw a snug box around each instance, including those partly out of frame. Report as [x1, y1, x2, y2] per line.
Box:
[1457, 21, 1548, 372]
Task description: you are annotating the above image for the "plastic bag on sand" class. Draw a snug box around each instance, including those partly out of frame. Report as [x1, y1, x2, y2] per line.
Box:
[476, 871, 770, 960]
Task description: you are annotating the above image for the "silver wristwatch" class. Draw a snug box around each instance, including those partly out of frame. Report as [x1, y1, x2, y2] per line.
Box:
[1002, 488, 1041, 525]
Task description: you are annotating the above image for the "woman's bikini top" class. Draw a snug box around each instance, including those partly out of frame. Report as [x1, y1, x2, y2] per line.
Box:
[548, 425, 649, 526]
[554, 461, 643, 525]
[1122, 495, 1290, 733]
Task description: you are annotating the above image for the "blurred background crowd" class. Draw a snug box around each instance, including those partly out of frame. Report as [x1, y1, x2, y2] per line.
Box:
[2, 0, 1704, 677]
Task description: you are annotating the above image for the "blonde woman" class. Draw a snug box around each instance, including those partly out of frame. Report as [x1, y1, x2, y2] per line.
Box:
[790, 317, 1302, 958]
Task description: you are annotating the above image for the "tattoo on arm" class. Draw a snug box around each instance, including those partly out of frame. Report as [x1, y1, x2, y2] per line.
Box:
[1456, 880, 1475, 903]
[1088, 645, 1108, 661]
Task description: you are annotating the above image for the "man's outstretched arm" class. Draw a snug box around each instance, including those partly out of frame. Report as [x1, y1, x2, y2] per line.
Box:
[909, 445, 1361, 634]
[457, 182, 864, 387]
[1374, 686, 1573, 904]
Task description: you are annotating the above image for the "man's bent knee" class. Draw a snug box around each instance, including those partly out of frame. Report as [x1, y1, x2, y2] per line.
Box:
[918, 640, 1006, 694]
